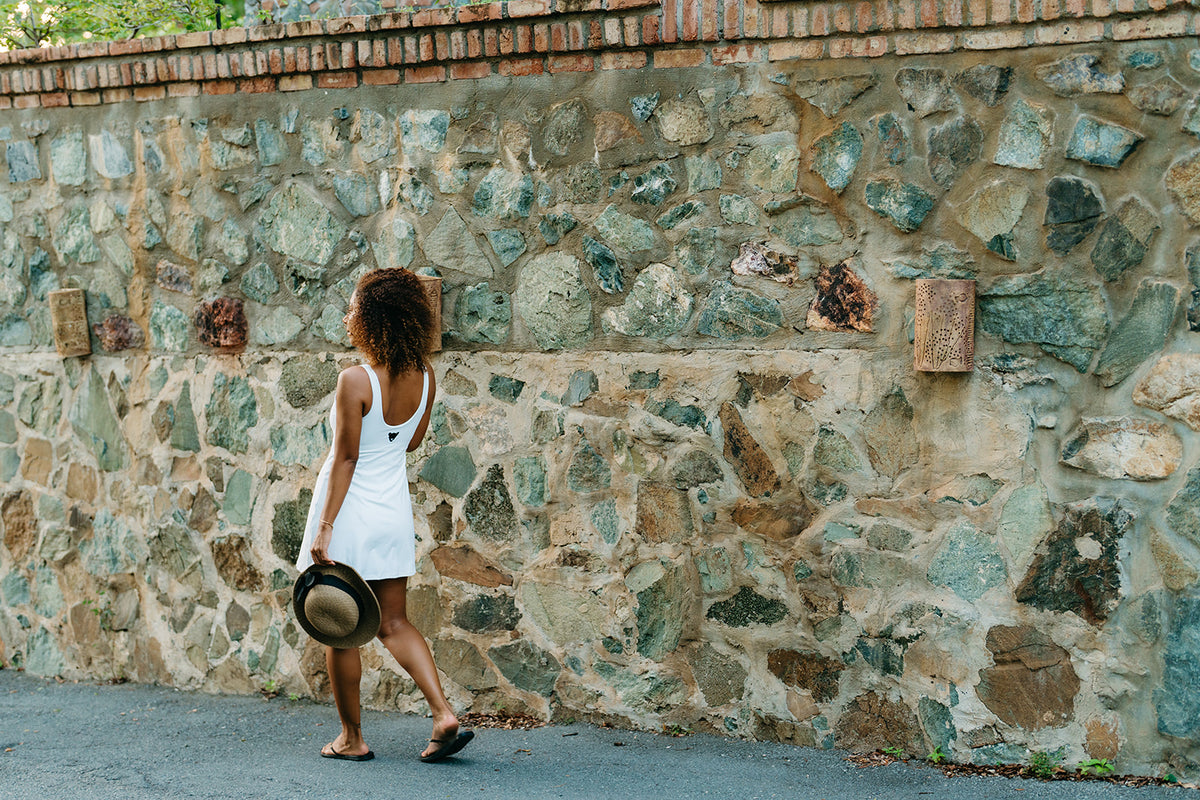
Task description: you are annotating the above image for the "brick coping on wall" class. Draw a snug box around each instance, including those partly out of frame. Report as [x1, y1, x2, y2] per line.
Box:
[0, 0, 1195, 109]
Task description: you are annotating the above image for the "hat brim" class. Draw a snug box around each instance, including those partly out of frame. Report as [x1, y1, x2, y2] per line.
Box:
[293, 562, 382, 649]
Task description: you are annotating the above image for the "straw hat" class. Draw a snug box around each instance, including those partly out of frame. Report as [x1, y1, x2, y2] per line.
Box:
[293, 562, 381, 649]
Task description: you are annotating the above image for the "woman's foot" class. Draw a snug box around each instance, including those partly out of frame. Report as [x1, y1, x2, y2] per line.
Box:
[323, 734, 373, 761]
[420, 714, 461, 759]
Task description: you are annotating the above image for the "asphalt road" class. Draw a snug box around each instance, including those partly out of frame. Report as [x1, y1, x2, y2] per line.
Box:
[0, 669, 1184, 800]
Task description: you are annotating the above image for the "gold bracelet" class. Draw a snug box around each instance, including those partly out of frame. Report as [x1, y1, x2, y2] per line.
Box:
[320, 518, 335, 527]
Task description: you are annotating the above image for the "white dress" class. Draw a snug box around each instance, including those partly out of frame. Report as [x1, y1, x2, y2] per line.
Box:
[295, 364, 430, 581]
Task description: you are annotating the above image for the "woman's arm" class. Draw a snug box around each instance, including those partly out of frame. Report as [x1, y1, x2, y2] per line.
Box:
[310, 367, 370, 565]
[406, 365, 437, 453]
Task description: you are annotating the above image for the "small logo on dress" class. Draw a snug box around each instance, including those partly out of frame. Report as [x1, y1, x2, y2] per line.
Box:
[388, 431, 399, 442]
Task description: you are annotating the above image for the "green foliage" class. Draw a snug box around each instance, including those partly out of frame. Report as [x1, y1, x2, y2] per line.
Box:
[1078, 758, 1114, 776]
[82, 591, 114, 632]
[1028, 750, 1063, 779]
[662, 723, 693, 737]
[927, 746, 946, 764]
[1, 0, 223, 50]
[882, 746, 906, 759]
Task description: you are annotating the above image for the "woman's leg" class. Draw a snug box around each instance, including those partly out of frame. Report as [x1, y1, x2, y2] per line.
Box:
[324, 645, 371, 756]
[371, 577, 460, 757]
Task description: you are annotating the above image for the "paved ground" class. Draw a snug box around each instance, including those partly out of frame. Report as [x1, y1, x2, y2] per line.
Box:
[0, 669, 1184, 800]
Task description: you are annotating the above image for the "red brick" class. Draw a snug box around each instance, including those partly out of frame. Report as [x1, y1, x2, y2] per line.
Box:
[607, 0, 659, 7]
[0, 97, 10, 110]
[516, 25, 533, 52]
[357, 39, 373, 66]
[168, 82, 201, 97]
[254, 50, 269, 75]
[875, 0, 895, 29]
[549, 54, 595, 72]
[508, 0, 552, 14]
[279, 74, 314, 91]
[865, 35, 889, 54]
[944, 0, 964, 24]
[498, 57, 544, 76]
[285, 20, 325, 37]
[893, 31, 956, 51]
[375, 12, 412, 30]
[40, 91, 68, 107]
[604, 18, 622, 45]
[342, 40, 358, 68]
[534, 24, 550, 51]
[833, 2, 852, 30]
[364, 68, 401, 84]
[212, 27, 248, 45]
[812, 3, 831, 34]
[569, 20, 586, 48]
[990, 0, 1011, 24]
[550, 23, 566, 50]
[134, 86, 167, 101]
[1016, 0, 1035, 23]
[589, 19, 605, 47]
[744, 0, 761, 35]
[328, 16, 368, 34]
[772, 7, 791, 34]
[70, 91, 101, 105]
[282, 47, 297, 72]
[13, 94, 40, 108]
[663, 0, 679, 41]
[457, 4, 502, 22]
[297, 47, 312, 72]
[249, 22, 285, 41]
[101, 88, 132, 102]
[418, 33, 434, 60]
[412, 8, 454, 26]
[712, 44, 761, 63]
[627, 14, 645, 44]
[76, 42, 110, 58]
[176, 31, 212, 48]
[239, 77, 275, 93]
[499, 27, 515, 54]
[963, 28, 1024, 46]
[920, 0, 939, 25]
[450, 30, 466, 59]
[318, 71, 358, 88]
[601, 51, 648, 69]
[1113, 11, 1187, 38]
[405, 64, 447, 82]
[769, 39, 825, 59]
[1064, 0, 1086, 15]
[654, 48, 705, 67]
[109, 39, 145, 56]
[450, 61, 492, 80]
[405, 35, 420, 63]
[682, 1, 699, 39]
[435, 31, 450, 59]
[468, 29, 484, 58]
[643, 14, 661, 43]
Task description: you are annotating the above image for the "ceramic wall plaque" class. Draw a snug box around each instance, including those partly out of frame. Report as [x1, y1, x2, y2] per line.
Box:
[914, 278, 974, 372]
[49, 288, 92, 357]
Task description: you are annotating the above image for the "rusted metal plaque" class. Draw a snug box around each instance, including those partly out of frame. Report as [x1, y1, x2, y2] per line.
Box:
[49, 288, 92, 357]
[914, 279, 974, 372]
[416, 274, 442, 353]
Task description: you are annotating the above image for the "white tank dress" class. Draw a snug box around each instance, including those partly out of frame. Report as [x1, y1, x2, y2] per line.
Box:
[295, 364, 430, 581]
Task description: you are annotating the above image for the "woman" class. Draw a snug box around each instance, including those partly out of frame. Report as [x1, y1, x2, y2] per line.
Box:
[296, 268, 472, 763]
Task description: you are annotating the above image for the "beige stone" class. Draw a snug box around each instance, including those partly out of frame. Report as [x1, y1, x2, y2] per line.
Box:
[1133, 354, 1200, 430]
[1059, 418, 1182, 480]
[977, 625, 1079, 730]
[2, 490, 36, 562]
[21, 438, 52, 486]
[517, 579, 606, 645]
[66, 463, 98, 502]
[1150, 531, 1199, 591]
[1166, 151, 1200, 226]
[430, 545, 513, 588]
[593, 111, 642, 152]
[786, 690, 819, 722]
[1085, 717, 1121, 760]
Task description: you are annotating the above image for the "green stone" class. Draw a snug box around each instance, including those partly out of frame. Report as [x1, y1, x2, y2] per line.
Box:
[631, 162, 677, 205]
[464, 464, 517, 540]
[810, 122, 862, 193]
[694, 548, 733, 593]
[582, 235, 623, 294]
[697, 282, 783, 340]
[864, 179, 934, 233]
[927, 521, 1007, 601]
[978, 273, 1109, 372]
[171, 382, 201, 452]
[488, 375, 525, 404]
[656, 200, 706, 230]
[271, 488, 312, 562]
[270, 421, 330, 467]
[627, 559, 687, 660]
[24, 627, 65, 678]
[453, 594, 521, 633]
[419, 446, 478, 498]
[488, 640, 560, 696]
[0, 411, 15, 444]
[592, 500, 619, 544]
[69, 367, 125, 471]
[601, 264, 693, 339]
[812, 426, 861, 473]
[686, 155, 722, 193]
[562, 370, 598, 406]
[744, 143, 799, 193]
[676, 227, 718, 275]
[645, 398, 706, 430]
[454, 283, 511, 344]
[372, 217, 416, 270]
[595, 205, 655, 253]
[515, 252, 592, 350]
[568, 436, 611, 492]
[538, 212, 577, 246]
[280, 355, 339, 408]
[473, 167, 534, 220]
[149, 302, 190, 351]
[720, 194, 760, 225]
[205, 374, 258, 455]
[224, 469, 254, 526]
[256, 183, 347, 265]
[486, 228, 527, 268]
[399, 109, 450, 153]
[1094, 280, 1178, 387]
[515, 456, 546, 507]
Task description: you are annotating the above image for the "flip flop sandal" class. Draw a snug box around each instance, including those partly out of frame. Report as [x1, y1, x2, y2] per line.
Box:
[420, 730, 475, 762]
[322, 744, 375, 762]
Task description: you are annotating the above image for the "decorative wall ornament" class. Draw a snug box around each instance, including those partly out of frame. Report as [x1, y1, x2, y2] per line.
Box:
[48, 288, 91, 357]
[914, 278, 975, 372]
[417, 273, 443, 352]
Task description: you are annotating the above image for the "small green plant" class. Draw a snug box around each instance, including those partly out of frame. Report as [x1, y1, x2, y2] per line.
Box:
[882, 745, 906, 759]
[663, 723, 693, 737]
[1164, 773, 1179, 784]
[288, 693, 301, 702]
[927, 746, 946, 764]
[1078, 758, 1114, 776]
[83, 591, 115, 632]
[1029, 750, 1063, 779]
[260, 679, 280, 699]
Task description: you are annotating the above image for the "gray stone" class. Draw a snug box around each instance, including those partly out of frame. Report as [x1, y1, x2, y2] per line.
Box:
[399, 109, 450, 153]
[601, 264, 693, 339]
[1044, 176, 1104, 255]
[895, 68, 955, 117]
[686, 155, 722, 193]
[473, 167, 534, 220]
[514, 456, 546, 508]
[455, 282, 511, 344]
[697, 282, 782, 340]
[957, 181, 1029, 260]
[928, 116, 983, 187]
[1060, 417, 1181, 480]
[1037, 54, 1124, 96]
[764, 197, 841, 247]
[927, 521, 1007, 601]
[171, 382, 201, 452]
[538, 212, 577, 246]
[69, 367, 125, 471]
[205, 374, 258, 455]
[488, 640, 560, 696]
[874, 113, 909, 165]
[994, 98, 1052, 170]
[656, 200, 706, 230]
[1066, 116, 1143, 169]
[677, 227, 717, 275]
[351, 108, 393, 163]
[689, 643, 746, 706]
[567, 435, 611, 493]
[864, 179, 934, 233]
[1094, 280, 1178, 387]
[998, 483, 1053, 579]
[595, 205, 655, 253]
[270, 421, 330, 467]
[453, 594, 521, 633]
[654, 97, 713, 146]
[672, 449, 722, 489]
[1127, 77, 1187, 116]
[256, 183, 347, 265]
[1155, 589, 1200, 737]
[333, 172, 379, 217]
[486, 229, 526, 268]
[50, 130, 86, 186]
[626, 559, 687, 661]
[954, 65, 1012, 106]
[516, 252, 592, 350]
[979, 273, 1109, 371]
[424, 208, 492, 278]
[720, 195, 759, 226]
[630, 92, 659, 123]
[706, 586, 787, 627]
[1090, 197, 1159, 282]
[744, 144, 800, 193]
[558, 163, 602, 204]
[255, 118, 287, 166]
[810, 123, 862, 194]
[420, 446, 478, 498]
[464, 464, 517, 540]
[793, 74, 877, 117]
[631, 163, 677, 205]
[6, 141, 40, 182]
[562, 370, 598, 406]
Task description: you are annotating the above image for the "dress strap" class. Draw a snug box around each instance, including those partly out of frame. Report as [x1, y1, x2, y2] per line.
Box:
[360, 364, 382, 417]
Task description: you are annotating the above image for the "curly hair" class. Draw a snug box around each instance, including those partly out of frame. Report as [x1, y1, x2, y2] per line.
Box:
[346, 268, 435, 375]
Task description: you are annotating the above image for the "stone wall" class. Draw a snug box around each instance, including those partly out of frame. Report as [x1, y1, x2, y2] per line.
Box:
[2, 1, 1200, 779]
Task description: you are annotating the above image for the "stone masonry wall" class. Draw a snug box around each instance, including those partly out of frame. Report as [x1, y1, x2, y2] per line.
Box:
[2, 1, 1200, 779]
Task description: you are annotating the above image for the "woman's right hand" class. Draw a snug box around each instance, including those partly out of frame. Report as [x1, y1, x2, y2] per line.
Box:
[311, 522, 335, 565]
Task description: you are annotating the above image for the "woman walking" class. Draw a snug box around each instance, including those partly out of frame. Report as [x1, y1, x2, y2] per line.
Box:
[295, 268, 472, 763]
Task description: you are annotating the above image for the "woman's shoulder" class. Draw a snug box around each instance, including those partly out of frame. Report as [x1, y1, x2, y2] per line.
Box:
[337, 364, 373, 393]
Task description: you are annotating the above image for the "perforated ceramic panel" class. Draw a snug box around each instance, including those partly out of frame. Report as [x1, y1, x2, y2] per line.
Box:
[914, 279, 974, 372]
